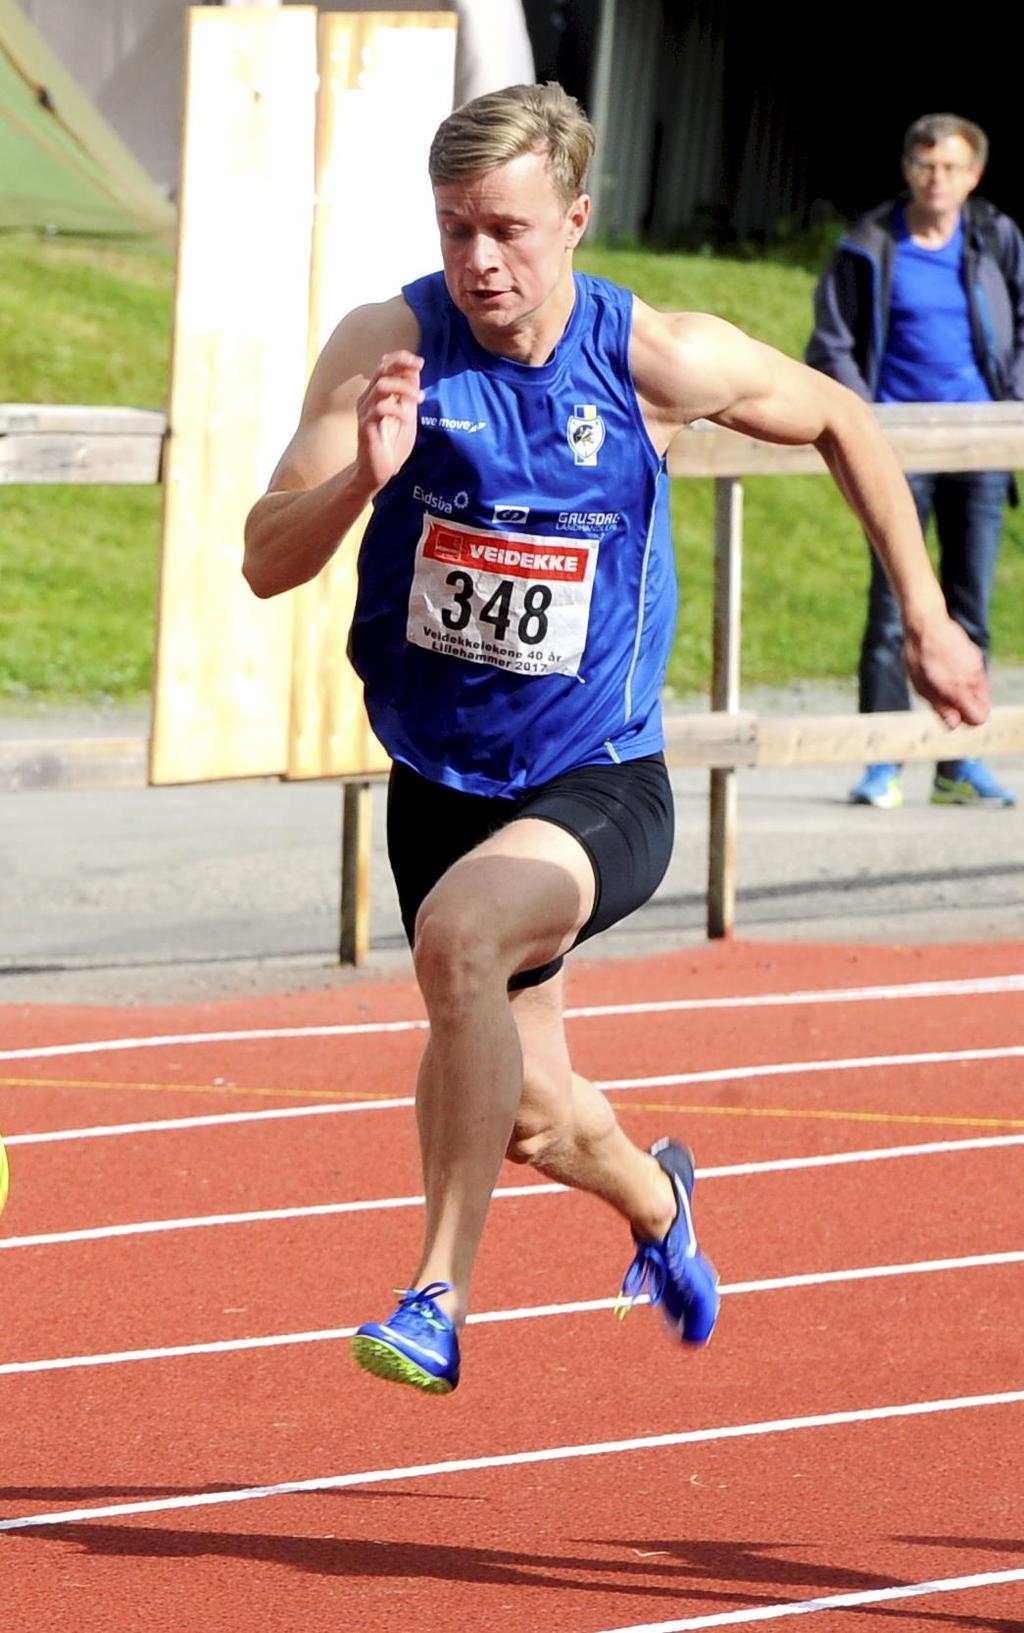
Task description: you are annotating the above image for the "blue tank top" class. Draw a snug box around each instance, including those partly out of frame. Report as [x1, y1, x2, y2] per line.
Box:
[348, 271, 675, 797]
[877, 213, 992, 403]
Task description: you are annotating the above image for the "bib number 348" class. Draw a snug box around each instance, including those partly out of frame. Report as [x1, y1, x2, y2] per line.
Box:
[407, 515, 599, 677]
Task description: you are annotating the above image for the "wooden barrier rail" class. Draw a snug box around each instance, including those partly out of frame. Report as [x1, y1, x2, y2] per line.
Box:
[5, 399, 1020, 484]
[667, 400, 1024, 937]
[668, 400, 1024, 478]
[0, 403, 167, 484]
[4, 399, 1024, 953]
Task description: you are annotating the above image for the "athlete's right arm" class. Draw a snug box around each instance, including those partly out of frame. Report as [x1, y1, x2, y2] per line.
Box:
[242, 296, 422, 599]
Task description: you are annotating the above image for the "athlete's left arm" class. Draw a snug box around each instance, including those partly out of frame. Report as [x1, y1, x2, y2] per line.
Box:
[629, 300, 990, 729]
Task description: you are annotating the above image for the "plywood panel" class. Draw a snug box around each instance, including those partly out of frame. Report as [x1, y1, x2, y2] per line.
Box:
[150, 6, 317, 785]
[287, 10, 456, 780]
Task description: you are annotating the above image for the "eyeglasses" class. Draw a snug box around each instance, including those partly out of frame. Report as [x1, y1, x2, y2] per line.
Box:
[907, 159, 976, 177]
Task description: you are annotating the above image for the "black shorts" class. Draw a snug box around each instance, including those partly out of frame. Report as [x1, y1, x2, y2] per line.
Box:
[386, 753, 674, 989]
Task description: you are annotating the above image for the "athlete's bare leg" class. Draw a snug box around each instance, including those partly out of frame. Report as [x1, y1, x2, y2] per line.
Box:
[409, 818, 674, 1326]
[505, 971, 675, 1239]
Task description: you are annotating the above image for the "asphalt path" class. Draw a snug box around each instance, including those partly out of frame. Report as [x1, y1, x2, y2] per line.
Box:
[2, 676, 1022, 1006]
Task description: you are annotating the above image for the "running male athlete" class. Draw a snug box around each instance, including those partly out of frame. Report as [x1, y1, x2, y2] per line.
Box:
[243, 83, 989, 1394]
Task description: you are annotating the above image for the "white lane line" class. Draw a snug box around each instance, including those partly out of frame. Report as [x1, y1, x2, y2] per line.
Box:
[7, 1051, 1024, 1147]
[8, 1130, 1024, 1254]
[704, 1131, 1024, 1176]
[0, 1389, 1020, 1531]
[0, 1019, 429, 1064]
[4, 1134, 1023, 1251]
[0, 1182, 562, 1249]
[599, 1046, 1024, 1092]
[2, 1249, 1021, 1377]
[3, 973, 1023, 1063]
[570, 973, 1024, 1017]
[4, 1098, 418, 1145]
[593, 1566, 1024, 1631]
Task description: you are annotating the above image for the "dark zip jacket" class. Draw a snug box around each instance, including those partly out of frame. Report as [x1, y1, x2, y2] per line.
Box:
[805, 195, 1024, 403]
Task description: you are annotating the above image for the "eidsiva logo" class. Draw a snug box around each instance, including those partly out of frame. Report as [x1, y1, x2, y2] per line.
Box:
[567, 404, 606, 466]
[492, 503, 530, 526]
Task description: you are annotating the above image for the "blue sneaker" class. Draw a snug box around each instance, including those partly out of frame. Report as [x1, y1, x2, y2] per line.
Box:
[351, 1281, 460, 1393]
[619, 1139, 719, 1345]
[850, 763, 903, 808]
[931, 759, 1016, 807]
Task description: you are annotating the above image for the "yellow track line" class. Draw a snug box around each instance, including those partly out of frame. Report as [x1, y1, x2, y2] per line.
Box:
[2, 1077, 1022, 1131]
[0, 1076, 397, 1104]
[608, 1101, 1024, 1130]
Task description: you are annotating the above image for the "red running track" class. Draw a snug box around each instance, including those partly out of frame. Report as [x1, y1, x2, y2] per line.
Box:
[1, 938, 1023, 1633]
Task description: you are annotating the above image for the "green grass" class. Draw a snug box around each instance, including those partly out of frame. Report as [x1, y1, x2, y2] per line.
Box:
[2, 231, 1021, 703]
[1, 232, 173, 703]
[0, 485, 162, 699]
[0, 233, 173, 403]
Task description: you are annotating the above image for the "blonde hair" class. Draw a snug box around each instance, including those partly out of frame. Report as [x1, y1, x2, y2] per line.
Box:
[429, 82, 595, 207]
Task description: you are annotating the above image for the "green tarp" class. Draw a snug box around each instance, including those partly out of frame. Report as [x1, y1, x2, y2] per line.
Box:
[0, 0, 174, 237]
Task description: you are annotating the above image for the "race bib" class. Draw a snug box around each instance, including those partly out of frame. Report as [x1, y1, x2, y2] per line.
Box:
[406, 514, 599, 677]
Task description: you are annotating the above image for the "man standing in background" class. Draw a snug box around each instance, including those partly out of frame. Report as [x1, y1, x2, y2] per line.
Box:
[807, 112, 1024, 809]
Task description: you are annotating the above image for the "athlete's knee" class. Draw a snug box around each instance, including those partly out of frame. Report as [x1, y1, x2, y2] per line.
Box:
[412, 896, 503, 1010]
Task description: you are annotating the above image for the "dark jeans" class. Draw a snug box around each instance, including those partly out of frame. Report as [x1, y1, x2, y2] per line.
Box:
[858, 471, 1009, 769]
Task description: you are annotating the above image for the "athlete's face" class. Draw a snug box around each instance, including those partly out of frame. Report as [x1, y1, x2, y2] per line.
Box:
[433, 150, 590, 355]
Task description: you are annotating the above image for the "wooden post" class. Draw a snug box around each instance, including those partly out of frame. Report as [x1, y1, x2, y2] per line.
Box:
[339, 780, 374, 965]
[707, 475, 743, 938]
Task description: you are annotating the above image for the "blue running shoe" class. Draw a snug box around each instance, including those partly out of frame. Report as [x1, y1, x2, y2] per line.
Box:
[931, 758, 1016, 807]
[849, 763, 903, 809]
[351, 1281, 460, 1393]
[619, 1139, 719, 1346]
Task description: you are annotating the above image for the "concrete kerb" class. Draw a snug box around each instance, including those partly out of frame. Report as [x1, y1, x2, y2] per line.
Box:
[0, 702, 149, 792]
[1, 675, 1022, 1008]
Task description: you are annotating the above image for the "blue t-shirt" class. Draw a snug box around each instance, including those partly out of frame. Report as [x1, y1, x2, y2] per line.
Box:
[347, 272, 675, 797]
[877, 212, 992, 403]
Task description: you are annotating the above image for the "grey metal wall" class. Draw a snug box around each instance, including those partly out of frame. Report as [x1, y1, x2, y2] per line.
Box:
[574, 0, 1024, 247]
[588, 0, 663, 240]
[591, 0, 808, 247]
[647, 0, 727, 243]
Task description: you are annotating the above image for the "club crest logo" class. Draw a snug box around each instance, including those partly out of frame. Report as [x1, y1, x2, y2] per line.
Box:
[566, 403, 606, 466]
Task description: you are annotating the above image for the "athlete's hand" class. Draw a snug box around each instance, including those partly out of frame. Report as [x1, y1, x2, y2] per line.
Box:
[903, 615, 990, 729]
[356, 351, 424, 493]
